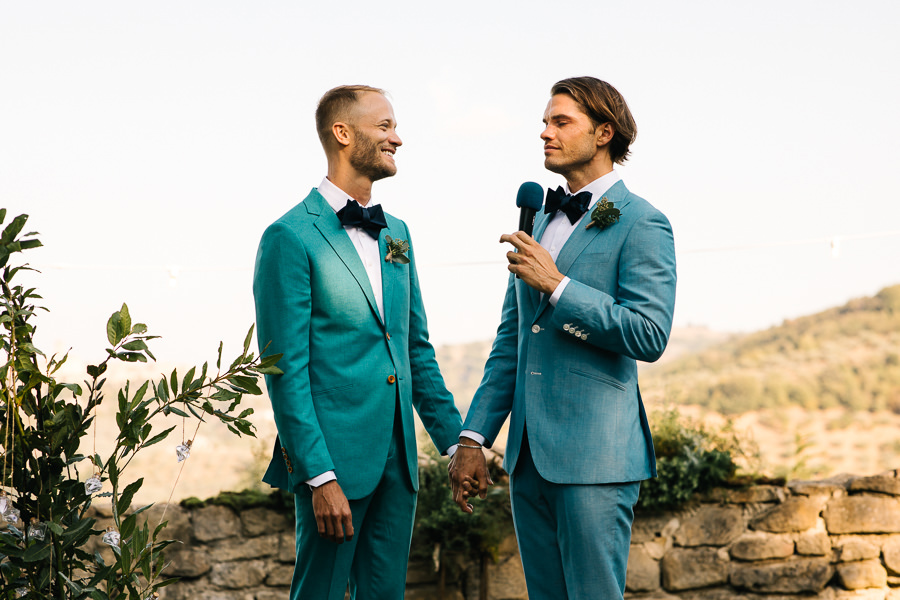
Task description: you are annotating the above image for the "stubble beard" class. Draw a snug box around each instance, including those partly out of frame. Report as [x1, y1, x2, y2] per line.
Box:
[350, 128, 396, 182]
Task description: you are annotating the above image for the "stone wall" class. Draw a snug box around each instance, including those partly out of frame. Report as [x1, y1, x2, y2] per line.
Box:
[96, 471, 900, 599]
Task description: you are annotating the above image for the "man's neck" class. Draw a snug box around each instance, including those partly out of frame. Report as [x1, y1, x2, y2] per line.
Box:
[326, 167, 373, 206]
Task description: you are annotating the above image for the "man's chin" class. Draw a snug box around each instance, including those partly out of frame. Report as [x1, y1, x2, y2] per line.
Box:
[544, 159, 566, 175]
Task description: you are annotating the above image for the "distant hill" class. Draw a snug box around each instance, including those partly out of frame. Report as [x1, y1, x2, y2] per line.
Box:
[640, 284, 900, 415]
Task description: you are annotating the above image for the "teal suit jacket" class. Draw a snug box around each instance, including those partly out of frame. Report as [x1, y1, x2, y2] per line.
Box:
[464, 181, 676, 484]
[253, 189, 462, 500]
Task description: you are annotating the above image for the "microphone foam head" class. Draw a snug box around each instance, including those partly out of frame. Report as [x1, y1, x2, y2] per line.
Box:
[516, 181, 544, 210]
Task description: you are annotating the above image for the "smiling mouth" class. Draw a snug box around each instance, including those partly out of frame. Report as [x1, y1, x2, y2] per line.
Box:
[382, 148, 396, 158]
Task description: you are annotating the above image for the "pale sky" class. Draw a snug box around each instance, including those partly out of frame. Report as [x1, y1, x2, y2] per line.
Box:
[2, 1, 899, 369]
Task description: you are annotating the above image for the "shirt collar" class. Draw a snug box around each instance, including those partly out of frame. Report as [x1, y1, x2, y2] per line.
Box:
[564, 169, 621, 201]
[318, 177, 381, 214]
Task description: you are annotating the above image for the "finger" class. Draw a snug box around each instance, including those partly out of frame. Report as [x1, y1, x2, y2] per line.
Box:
[477, 470, 489, 499]
[499, 233, 528, 250]
[323, 512, 335, 540]
[316, 513, 326, 537]
[343, 511, 354, 542]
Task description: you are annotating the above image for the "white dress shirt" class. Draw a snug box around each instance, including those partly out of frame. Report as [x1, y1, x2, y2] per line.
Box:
[318, 177, 385, 320]
[461, 170, 622, 447]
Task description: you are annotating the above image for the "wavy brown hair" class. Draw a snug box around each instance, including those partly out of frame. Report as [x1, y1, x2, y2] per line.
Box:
[551, 77, 636, 164]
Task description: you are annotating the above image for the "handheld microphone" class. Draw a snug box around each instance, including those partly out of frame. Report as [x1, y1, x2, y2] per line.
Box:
[514, 182, 544, 279]
[516, 182, 544, 237]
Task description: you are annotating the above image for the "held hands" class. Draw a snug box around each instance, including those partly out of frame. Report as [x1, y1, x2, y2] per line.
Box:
[448, 438, 493, 514]
[311, 480, 354, 543]
[501, 232, 563, 294]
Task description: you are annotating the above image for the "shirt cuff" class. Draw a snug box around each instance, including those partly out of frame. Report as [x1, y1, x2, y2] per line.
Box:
[460, 430, 486, 446]
[446, 444, 458, 457]
[306, 471, 337, 488]
[549, 276, 571, 306]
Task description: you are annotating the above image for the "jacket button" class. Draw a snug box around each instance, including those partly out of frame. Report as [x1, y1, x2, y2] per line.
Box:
[386, 332, 391, 340]
[531, 324, 540, 334]
[563, 323, 571, 331]
[387, 375, 396, 384]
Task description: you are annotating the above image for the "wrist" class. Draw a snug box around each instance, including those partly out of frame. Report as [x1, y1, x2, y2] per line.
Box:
[458, 436, 482, 450]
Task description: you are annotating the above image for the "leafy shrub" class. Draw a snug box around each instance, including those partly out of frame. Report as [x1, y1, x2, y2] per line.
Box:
[637, 410, 741, 512]
[0, 210, 280, 599]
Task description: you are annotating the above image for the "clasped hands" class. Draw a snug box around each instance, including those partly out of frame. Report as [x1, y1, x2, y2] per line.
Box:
[448, 437, 493, 514]
[500, 231, 563, 294]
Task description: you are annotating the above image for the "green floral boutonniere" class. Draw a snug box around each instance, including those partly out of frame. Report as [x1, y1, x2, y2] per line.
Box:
[585, 197, 621, 230]
[384, 235, 410, 264]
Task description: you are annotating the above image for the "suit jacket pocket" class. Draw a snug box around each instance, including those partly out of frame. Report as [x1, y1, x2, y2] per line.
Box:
[311, 382, 355, 398]
[568, 368, 626, 391]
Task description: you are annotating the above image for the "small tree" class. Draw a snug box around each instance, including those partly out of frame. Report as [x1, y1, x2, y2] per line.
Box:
[0, 210, 280, 599]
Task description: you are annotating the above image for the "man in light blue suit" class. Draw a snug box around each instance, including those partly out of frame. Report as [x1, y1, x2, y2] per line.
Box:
[254, 85, 462, 600]
[450, 77, 676, 599]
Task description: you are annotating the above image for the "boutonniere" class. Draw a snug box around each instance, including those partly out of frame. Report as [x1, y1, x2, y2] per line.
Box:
[585, 197, 621, 230]
[384, 235, 410, 264]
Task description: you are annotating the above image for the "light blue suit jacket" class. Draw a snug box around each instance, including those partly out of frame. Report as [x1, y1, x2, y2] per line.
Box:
[253, 189, 462, 500]
[464, 181, 676, 484]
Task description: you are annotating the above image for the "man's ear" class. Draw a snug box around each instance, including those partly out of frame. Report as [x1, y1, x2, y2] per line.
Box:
[332, 122, 353, 148]
[595, 122, 614, 148]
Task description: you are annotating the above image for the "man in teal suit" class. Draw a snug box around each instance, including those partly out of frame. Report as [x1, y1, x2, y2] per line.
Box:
[450, 77, 677, 599]
[254, 85, 462, 600]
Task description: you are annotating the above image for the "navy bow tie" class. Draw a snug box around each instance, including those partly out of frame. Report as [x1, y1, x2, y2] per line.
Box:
[545, 186, 592, 225]
[336, 199, 387, 239]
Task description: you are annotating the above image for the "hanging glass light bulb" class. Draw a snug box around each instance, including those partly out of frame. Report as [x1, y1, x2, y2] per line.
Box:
[4, 507, 20, 526]
[85, 473, 102, 495]
[102, 526, 120, 547]
[27, 518, 46, 541]
[175, 439, 192, 463]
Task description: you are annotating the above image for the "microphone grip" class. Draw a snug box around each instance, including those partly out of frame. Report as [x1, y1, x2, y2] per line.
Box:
[516, 207, 537, 279]
[518, 207, 537, 237]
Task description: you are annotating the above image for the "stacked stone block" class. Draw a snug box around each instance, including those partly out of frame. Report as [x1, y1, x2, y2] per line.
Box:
[83, 471, 900, 599]
[626, 472, 900, 599]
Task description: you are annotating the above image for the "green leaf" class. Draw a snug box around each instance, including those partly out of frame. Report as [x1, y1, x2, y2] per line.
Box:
[0, 213, 29, 244]
[142, 425, 175, 449]
[243, 324, 254, 354]
[107, 312, 121, 346]
[121, 340, 148, 352]
[131, 323, 148, 335]
[230, 375, 262, 395]
[117, 478, 144, 516]
[133, 380, 149, 405]
[87, 363, 108, 378]
[47, 521, 64, 535]
[119, 303, 132, 336]
[22, 541, 51, 562]
[170, 368, 178, 397]
[217, 341, 223, 370]
[120, 514, 136, 539]
[166, 406, 189, 418]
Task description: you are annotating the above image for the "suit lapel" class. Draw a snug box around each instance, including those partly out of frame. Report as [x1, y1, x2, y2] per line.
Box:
[532, 181, 632, 323]
[307, 191, 384, 326]
[378, 228, 394, 325]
